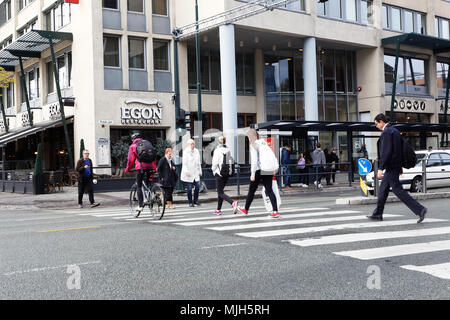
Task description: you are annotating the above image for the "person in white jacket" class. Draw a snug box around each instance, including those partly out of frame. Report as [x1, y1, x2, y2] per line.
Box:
[181, 139, 202, 207]
[211, 136, 238, 215]
[238, 129, 279, 218]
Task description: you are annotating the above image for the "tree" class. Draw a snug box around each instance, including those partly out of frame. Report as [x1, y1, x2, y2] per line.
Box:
[111, 136, 130, 167]
[155, 138, 173, 160]
[0, 67, 15, 132]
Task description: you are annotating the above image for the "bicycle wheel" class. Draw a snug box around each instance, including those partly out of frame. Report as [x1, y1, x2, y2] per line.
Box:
[149, 184, 165, 220]
[129, 183, 141, 218]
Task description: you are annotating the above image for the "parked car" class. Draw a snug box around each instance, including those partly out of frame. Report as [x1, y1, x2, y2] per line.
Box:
[364, 149, 450, 194]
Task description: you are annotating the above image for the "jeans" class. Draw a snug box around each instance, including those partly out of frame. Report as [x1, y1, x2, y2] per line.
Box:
[215, 174, 233, 210]
[78, 177, 94, 205]
[185, 180, 201, 204]
[282, 165, 291, 187]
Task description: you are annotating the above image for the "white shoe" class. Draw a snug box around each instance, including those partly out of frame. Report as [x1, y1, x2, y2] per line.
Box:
[135, 206, 144, 212]
[318, 183, 323, 189]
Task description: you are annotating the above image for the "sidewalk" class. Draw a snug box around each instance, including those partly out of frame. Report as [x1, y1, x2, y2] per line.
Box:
[0, 181, 359, 210]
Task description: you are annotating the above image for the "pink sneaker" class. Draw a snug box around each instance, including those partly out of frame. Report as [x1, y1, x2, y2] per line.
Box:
[238, 207, 248, 215]
[232, 201, 239, 214]
[214, 210, 222, 215]
[269, 211, 280, 218]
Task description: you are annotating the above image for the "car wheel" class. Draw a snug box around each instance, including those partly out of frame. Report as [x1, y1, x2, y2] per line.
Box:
[410, 176, 423, 193]
[369, 190, 374, 196]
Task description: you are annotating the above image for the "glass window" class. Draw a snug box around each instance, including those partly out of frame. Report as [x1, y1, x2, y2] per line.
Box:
[294, 55, 304, 92]
[47, 61, 54, 94]
[437, 62, 449, 94]
[6, 83, 14, 109]
[427, 154, 441, 167]
[324, 95, 336, 121]
[264, 55, 280, 93]
[62, 2, 71, 27]
[345, 0, 356, 22]
[153, 40, 169, 71]
[335, 50, 346, 92]
[328, 0, 342, 19]
[318, 96, 324, 121]
[244, 53, 255, 94]
[391, 7, 402, 31]
[58, 56, 66, 88]
[281, 94, 295, 120]
[128, 38, 145, 69]
[317, 1, 325, 16]
[279, 57, 294, 92]
[55, 3, 63, 30]
[236, 53, 244, 94]
[128, 0, 144, 13]
[103, 0, 118, 9]
[296, 94, 304, 120]
[382, 5, 388, 29]
[415, 13, 426, 34]
[347, 52, 355, 93]
[45, 10, 53, 31]
[442, 19, 450, 40]
[266, 94, 280, 121]
[323, 50, 335, 92]
[103, 35, 121, 67]
[210, 50, 221, 92]
[361, 0, 372, 25]
[68, 52, 72, 87]
[404, 11, 413, 33]
[435, 18, 439, 37]
[200, 47, 209, 90]
[348, 96, 357, 121]
[284, 0, 305, 12]
[152, 0, 167, 16]
[384, 55, 404, 93]
[337, 95, 347, 122]
[28, 68, 39, 100]
[440, 153, 450, 166]
[187, 46, 196, 90]
[405, 58, 426, 93]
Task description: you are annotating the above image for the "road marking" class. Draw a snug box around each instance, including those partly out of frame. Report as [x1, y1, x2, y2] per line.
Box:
[176, 208, 347, 227]
[2, 261, 101, 276]
[201, 243, 248, 250]
[207, 214, 401, 231]
[287, 226, 450, 247]
[334, 239, 450, 260]
[36, 226, 101, 233]
[15, 216, 73, 222]
[236, 219, 446, 238]
[400, 262, 450, 280]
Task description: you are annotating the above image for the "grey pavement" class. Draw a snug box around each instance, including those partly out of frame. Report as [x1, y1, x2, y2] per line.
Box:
[0, 193, 450, 300]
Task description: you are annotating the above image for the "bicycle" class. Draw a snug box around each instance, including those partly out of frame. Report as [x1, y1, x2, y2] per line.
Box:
[129, 170, 166, 220]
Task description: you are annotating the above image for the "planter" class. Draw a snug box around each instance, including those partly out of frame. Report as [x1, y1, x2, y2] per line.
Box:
[93, 178, 135, 192]
[33, 174, 45, 195]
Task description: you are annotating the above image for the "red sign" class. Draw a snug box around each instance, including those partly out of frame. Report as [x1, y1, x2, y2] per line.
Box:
[65, 0, 79, 4]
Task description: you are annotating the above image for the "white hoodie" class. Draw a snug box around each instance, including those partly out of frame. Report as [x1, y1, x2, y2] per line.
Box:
[211, 145, 232, 177]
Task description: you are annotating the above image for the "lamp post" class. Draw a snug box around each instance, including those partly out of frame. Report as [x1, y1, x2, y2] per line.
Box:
[195, 0, 203, 163]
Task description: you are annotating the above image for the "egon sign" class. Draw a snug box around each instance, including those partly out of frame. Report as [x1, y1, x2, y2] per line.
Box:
[121, 99, 162, 125]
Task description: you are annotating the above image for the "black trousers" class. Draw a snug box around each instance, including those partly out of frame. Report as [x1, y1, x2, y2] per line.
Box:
[245, 170, 278, 212]
[374, 168, 425, 216]
[163, 187, 174, 202]
[313, 166, 324, 184]
[215, 174, 233, 210]
[136, 170, 151, 207]
[78, 177, 94, 205]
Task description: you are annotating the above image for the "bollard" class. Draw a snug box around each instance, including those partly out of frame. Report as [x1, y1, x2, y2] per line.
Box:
[422, 159, 427, 193]
[373, 160, 379, 198]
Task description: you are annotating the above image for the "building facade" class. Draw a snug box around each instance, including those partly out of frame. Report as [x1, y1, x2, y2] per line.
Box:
[0, 0, 449, 172]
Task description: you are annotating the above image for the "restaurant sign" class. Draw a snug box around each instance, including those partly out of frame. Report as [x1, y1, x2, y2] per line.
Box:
[120, 99, 162, 125]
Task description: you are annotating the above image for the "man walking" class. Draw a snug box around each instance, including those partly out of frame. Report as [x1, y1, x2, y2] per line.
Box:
[311, 142, 326, 188]
[368, 114, 427, 223]
[76, 150, 100, 208]
[281, 145, 292, 189]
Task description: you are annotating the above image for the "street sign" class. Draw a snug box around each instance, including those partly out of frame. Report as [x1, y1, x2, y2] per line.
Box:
[358, 158, 372, 175]
[360, 177, 368, 197]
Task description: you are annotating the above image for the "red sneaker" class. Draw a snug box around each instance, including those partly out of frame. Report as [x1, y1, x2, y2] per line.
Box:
[269, 211, 280, 218]
[237, 207, 248, 215]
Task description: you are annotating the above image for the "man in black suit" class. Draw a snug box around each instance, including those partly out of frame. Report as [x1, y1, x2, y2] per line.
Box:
[367, 114, 427, 223]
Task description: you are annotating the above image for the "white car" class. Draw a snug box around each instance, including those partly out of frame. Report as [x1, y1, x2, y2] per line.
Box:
[364, 150, 450, 194]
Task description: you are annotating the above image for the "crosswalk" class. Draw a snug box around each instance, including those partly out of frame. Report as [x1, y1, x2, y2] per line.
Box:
[52, 204, 450, 281]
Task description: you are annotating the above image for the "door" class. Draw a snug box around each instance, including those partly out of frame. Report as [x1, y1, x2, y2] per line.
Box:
[426, 153, 442, 188]
[438, 153, 450, 187]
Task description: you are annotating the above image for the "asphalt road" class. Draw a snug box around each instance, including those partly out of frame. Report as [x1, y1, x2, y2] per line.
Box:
[1, 191, 449, 300]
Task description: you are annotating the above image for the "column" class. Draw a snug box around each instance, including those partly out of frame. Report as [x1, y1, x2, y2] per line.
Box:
[303, 37, 318, 121]
[219, 24, 238, 159]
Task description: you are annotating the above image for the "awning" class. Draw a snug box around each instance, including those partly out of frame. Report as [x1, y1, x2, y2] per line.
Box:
[381, 33, 450, 55]
[252, 120, 450, 133]
[0, 30, 73, 71]
[0, 116, 74, 147]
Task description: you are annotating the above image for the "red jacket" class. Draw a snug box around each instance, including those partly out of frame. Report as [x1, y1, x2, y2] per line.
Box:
[125, 138, 156, 172]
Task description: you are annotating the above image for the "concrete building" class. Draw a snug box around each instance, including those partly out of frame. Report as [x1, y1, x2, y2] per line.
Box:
[0, 0, 449, 175]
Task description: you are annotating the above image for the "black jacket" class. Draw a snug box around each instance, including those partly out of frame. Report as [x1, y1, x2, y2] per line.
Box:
[156, 157, 178, 188]
[76, 158, 94, 181]
[377, 124, 402, 171]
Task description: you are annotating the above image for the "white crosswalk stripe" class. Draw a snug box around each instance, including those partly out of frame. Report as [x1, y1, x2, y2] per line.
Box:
[235, 219, 445, 238]
[400, 262, 450, 280]
[334, 239, 450, 260]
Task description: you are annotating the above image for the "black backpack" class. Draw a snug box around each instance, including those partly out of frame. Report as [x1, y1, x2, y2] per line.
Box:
[220, 151, 235, 178]
[135, 140, 156, 163]
[401, 136, 417, 169]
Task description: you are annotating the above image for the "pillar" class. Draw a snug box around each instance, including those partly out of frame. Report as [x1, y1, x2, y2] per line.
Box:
[303, 37, 319, 122]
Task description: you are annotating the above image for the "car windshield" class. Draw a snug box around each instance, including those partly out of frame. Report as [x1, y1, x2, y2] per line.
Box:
[415, 154, 427, 167]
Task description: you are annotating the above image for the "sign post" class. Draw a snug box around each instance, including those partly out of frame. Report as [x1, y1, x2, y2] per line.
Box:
[358, 158, 372, 197]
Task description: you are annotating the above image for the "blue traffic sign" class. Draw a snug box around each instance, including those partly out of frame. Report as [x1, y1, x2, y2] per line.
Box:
[358, 158, 372, 175]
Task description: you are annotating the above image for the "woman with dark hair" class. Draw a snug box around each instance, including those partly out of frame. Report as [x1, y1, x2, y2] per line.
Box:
[156, 148, 178, 209]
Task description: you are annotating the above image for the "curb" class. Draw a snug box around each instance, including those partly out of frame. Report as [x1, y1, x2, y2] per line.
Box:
[336, 191, 450, 205]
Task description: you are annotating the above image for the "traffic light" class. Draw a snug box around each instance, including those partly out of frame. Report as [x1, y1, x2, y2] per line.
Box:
[177, 109, 191, 132]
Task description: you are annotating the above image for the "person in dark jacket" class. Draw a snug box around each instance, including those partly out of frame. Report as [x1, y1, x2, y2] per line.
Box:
[329, 147, 339, 184]
[367, 113, 427, 223]
[281, 145, 292, 188]
[156, 148, 178, 209]
[76, 150, 100, 209]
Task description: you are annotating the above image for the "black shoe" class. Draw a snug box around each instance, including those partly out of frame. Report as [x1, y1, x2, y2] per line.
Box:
[189, 203, 195, 207]
[194, 202, 201, 206]
[366, 214, 383, 221]
[417, 207, 427, 224]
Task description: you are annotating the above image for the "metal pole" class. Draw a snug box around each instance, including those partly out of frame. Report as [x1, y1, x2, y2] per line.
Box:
[1, 146, 5, 192]
[347, 130, 354, 183]
[18, 56, 33, 127]
[373, 159, 379, 197]
[236, 164, 240, 196]
[389, 40, 400, 123]
[49, 37, 74, 169]
[195, 0, 203, 163]
[0, 92, 8, 133]
[173, 36, 183, 192]
[422, 158, 427, 193]
[441, 64, 450, 147]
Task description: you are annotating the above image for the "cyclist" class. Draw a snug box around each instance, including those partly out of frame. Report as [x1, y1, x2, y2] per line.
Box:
[124, 132, 157, 213]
